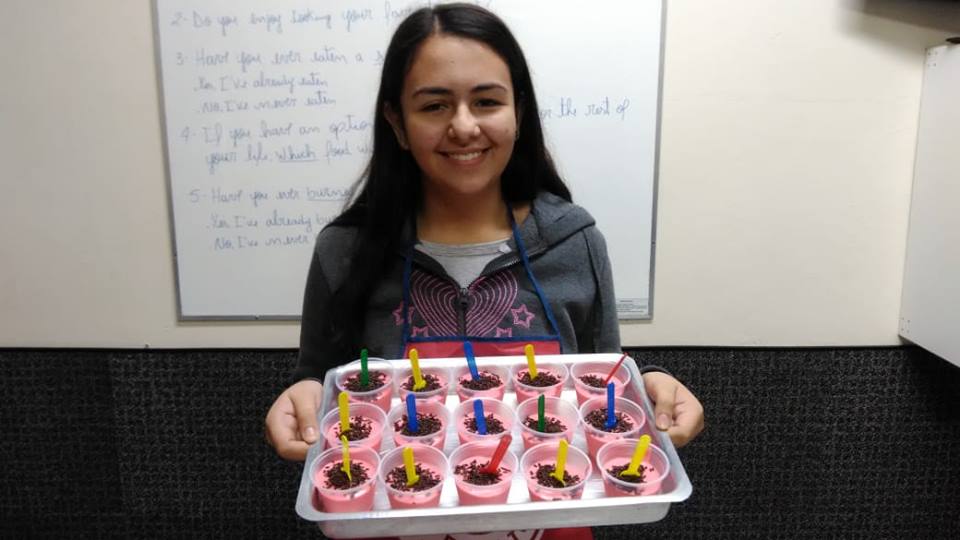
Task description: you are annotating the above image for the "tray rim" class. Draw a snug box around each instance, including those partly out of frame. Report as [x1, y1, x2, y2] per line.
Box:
[294, 352, 693, 533]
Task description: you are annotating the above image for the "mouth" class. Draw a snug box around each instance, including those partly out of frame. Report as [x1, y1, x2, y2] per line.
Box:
[440, 149, 489, 163]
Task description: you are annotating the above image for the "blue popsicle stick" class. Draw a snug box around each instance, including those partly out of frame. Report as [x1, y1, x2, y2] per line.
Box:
[605, 382, 617, 429]
[473, 399, 487, 435]
[464, 341, 480, 380]
[406, 393, 419, 433]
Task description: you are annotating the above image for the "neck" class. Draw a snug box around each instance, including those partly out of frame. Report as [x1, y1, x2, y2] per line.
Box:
[417, 184, 511, 244]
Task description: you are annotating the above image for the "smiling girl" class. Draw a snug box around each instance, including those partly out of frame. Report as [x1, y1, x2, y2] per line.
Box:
[266, 4, 703, 538]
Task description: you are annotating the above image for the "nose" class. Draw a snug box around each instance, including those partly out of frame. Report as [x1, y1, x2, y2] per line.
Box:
[447, 104, 481, 142]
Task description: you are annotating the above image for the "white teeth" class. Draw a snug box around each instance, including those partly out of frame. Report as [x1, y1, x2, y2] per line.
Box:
[447, 151, 483, 161]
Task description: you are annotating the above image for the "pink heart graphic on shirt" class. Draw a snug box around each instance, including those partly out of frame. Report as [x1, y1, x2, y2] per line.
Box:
[410, 270, 519, 337]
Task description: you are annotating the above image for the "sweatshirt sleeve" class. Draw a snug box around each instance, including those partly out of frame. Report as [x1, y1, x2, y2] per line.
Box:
[294, 241, 337, 383]
[584, 226, 622, 353]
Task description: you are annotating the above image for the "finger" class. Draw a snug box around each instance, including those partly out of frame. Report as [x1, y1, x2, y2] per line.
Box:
[276, 439, 312, 462]
[668, 392, 705, 448]
[290, 390, 320, 445]
[647, 378, 677, 431]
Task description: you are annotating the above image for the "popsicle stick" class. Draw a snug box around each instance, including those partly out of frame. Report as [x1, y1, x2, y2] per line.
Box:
[360, 348, 369, 386]
[403, 447, 420, 487]
[620, 434, 652, 478]
[409, 348, 426, 391]
[605, 383, 617, 429]
[524, 344, 538, 380]
[340, 435, 352, 483]
[482, 434, 512, 474]
[551, 439, 569, 486]
[405, 393, 419, 433]
[464, 341, 480, 380]
[338, 391, 351, 433]
[603, 353, 628, 386]
[537, 394, 546, 432]
[473, 399, 488, 435]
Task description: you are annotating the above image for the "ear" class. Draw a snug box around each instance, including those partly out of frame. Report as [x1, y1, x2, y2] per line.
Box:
[383, 104, 409, 149]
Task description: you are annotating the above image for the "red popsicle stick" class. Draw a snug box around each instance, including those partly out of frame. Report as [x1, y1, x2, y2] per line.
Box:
[481, 434, 512, 474]
[603, 353, 629, 386]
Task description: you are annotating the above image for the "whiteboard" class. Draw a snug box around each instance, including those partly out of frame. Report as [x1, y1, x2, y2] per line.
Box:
[899, 43, 960, 367]
[155, 0, 662, 319]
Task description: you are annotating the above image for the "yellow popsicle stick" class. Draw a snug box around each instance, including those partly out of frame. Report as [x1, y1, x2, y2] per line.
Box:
[338, 392, 351, 433]
[402, 446, 420, 487]
[409, 348, 426, 391]
[524, 344, 538, 380]
[550, 439, 568, 486]
[340, 435, 352, 483]
[620, 434, 651, 478]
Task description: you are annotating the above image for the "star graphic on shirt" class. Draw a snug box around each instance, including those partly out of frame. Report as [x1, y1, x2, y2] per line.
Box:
[510, 304, 535, 328]
[411, 326, 430, 337]
[495, 327, 513, 338]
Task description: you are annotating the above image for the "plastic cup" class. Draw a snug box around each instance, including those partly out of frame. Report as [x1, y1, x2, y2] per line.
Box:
[578, 396, 646, 459]
[520, 441, 592, 501]
[320, 401, 387, 452]
[387, 399, 450, 451]
[596, 439, 670, 497]
[454, 397, 515, 444]
[511, 361, 569, 404]
[378, 444, 448, 509]
[310, 445, 380, 513]
[515, 396, 579, 451]
[334, 358, 393, 412]
[449, 440, 518, 505]
[570, 360, 632, 406]
[454, 364, 508, 401]
[397, 366, 450, 405]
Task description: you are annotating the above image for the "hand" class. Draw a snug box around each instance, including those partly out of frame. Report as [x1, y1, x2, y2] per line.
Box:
[642, 371, 704, 448]
[265, 379, 324, 461]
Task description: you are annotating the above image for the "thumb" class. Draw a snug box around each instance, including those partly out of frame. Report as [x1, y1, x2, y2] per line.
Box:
[291, 389, 320, 444]
[647, 376, 677, 431]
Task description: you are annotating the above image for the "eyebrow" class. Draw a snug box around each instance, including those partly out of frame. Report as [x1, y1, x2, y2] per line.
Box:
[411, 83, 509, 98]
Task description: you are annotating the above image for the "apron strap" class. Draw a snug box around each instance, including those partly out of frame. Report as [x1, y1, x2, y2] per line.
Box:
[508, 208, 564, 351]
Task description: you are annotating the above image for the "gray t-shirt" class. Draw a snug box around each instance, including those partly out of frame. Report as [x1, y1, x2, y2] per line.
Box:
[415, 237, 512, 288]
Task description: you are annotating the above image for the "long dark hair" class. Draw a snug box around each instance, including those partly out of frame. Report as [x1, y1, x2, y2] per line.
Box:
[323, 3, 571, 359]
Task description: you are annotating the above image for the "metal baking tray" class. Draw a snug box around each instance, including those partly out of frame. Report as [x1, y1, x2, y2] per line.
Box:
[295, 353, 692, 538]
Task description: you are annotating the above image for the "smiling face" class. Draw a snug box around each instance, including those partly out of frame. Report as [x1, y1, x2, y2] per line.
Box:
[386, 33, 518, 203]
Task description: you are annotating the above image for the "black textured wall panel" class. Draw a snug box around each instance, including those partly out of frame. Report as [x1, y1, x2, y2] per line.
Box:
[1, 347, 958, 539]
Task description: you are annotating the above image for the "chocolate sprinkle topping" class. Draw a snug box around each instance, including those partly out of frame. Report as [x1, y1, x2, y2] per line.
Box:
[402, 373, 443, 392]
[517, 370, 560, 387]
[523, 415, 567, 434]
[531, 463, 579, 488]
[385, 464, 442, 492]
[334, 416, 374, 441]
[322, 461, 370, 489]
[584, 409, 634, 433]
[343, 370, 387, 392]
[459, 371, 503, 391]
[608, 464, 650, 484]
[579, 374, 606, 388]
[454, 459, 507, 486]
[394, 413, 443, 436]
[464, 413, 506, 434]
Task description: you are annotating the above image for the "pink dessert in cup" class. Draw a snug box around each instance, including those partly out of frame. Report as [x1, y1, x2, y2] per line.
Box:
[311, 446, 380, 513]
[454, 398, 513, 445]
[388, 400, 449, 450]
[578, 396, 646, 459]
[516, 396, 578, 451]
[398, 368, 449, 405]
[512, 363, 568, 404]
[570, 361, 631, 406]
[450, 441, 517, 505]
[597, 439, 670, 497]
[335, 359, 393, 412]
[379, 445, 448, 509]
[321, 402, 386, 452]
[455, 364, 508, 401]
[520, 442, 592, 501]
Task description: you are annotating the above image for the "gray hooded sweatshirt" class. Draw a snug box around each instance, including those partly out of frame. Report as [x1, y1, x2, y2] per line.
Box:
[296, 191, 621, 380]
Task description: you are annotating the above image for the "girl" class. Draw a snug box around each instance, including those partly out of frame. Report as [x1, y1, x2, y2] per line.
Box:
[266, 4, 703, 538]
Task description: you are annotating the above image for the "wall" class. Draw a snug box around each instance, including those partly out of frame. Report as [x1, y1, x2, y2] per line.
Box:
[2, 0, 959, 348]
